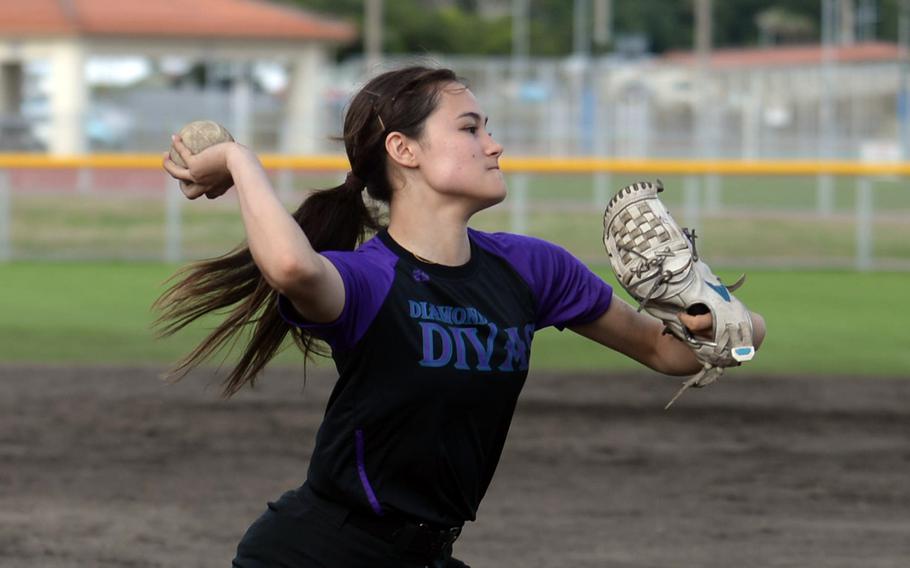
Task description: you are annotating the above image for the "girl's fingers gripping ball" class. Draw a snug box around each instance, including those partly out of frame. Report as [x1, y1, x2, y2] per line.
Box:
[168, 120, 235, 168]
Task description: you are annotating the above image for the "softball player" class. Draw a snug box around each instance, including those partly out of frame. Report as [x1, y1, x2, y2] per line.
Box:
[161, 66, 765, 567]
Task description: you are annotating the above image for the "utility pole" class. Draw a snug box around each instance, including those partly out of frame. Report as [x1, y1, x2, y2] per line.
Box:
[511, 0, 529, 77]
[365, 0, 383, 71]
[694, 0, 720, 217]
[573, 0, 590, 56]
[818, 0, 839, 216]
[694, 0, 713, 159]
[591, 0, 612, 206]
[593, 0, 612, 47]
[856, 0, 878, 41]
[840, 0, 855, 44]
[695, 0, 712, 60]
[509, 0, 531, 234]
[901, 0, 910, 159]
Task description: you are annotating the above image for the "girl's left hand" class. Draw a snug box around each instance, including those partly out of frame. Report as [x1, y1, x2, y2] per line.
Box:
[678, 311, 713, 340]
[162, 135, 235, 200]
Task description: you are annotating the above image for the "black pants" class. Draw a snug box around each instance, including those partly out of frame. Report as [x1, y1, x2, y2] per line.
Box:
[232, 484, 470, 568]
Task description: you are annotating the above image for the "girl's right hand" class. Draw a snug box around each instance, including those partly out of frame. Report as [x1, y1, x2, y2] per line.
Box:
[162, 135, 236, 200]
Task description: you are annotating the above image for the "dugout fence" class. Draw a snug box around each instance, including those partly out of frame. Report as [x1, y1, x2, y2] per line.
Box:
[0, 154, 908, 270]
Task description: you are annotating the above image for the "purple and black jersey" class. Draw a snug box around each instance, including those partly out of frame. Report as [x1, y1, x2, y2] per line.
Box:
[279, 228, 612, 526]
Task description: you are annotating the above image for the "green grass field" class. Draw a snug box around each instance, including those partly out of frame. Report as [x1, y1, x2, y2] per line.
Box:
[3, 169, 908, 376]
[7, 171, 910, 266]
[1, 262, 907, 377]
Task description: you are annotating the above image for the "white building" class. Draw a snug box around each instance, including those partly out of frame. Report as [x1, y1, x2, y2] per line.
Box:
[0, 0, 355, 154]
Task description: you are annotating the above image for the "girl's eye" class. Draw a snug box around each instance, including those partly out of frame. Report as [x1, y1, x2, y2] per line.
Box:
[463, 126, 478, 134]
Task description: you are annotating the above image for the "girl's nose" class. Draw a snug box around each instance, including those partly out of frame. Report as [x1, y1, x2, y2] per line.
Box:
[486, 134, 504, 157]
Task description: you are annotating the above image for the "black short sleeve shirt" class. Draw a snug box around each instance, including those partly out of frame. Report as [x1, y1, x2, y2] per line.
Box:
[279, 228, 612, 526]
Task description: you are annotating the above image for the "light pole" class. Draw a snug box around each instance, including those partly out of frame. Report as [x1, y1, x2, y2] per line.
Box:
[573, 0, 590, 56]
[688, 0, 714, 224]
[900, 0, 910, 159]
[694, 0, 712, 160]
[365, 0, 383, 71]
[818, 0, 839, 216]
[511, 0, 529, 80]
[509, 0, 531, 234]
[593, 0, 612, 47]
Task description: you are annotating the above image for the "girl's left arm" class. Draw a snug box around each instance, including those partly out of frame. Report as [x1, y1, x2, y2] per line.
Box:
[569, 296, 766, 376]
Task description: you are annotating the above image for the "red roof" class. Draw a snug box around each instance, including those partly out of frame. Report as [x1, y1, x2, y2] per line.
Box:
[0, 0, 356, 42]
[663, 41, 902, 68]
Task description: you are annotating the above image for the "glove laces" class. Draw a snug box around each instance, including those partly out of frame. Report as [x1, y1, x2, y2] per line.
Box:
[620, 226, 701, 312]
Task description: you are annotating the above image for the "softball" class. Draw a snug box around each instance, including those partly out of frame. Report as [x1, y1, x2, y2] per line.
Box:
[169, 120, 235, 168]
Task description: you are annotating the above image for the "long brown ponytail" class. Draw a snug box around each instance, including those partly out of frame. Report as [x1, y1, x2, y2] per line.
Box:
[153, 66, 460, 397]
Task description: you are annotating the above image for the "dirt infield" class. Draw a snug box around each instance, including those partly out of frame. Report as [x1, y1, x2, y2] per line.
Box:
[2, 364, 909, 568]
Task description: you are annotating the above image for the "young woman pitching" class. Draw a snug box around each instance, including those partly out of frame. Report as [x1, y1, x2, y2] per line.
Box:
[159, 66, 765, 567]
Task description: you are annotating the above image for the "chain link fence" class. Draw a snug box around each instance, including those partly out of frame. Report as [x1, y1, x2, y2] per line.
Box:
[0, 158, 907, 270]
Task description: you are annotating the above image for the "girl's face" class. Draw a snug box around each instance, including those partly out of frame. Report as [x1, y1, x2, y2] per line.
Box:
[410, 83, 505, 210]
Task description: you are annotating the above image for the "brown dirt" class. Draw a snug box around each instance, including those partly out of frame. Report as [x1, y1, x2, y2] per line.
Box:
[2, 364, 909, 568]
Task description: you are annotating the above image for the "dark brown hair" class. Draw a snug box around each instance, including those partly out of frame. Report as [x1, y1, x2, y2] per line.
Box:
[154, 66, 461, 397]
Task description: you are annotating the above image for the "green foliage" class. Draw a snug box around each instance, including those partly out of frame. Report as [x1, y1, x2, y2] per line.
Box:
[282, 0, 902, 58]
[609, 0, 694, 53]
[384, 3, 512, 55]
[1, 263, 907, 378]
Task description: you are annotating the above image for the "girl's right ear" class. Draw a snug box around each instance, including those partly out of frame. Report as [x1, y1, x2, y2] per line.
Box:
[384, 132, 418, 169]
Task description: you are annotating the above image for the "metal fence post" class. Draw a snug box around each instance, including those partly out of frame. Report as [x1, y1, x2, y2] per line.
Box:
[76, 167, 92, 195]
[277, 168, 294, 203]
[817, 174, 835, 216]
[855, 177, 873, 271]
[683, 175, 702, 232]
[164, 173, 182, 262]
[591, 60, 611, 211]
[593, 171, 611, 209]
[509, 173, 528, 235]
[818, 0, 838, 217]
[705, 174, 722, 214]
[0, 169, 10, 262]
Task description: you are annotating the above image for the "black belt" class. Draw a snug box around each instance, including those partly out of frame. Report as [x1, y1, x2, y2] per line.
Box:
[345, 508, 463, 560]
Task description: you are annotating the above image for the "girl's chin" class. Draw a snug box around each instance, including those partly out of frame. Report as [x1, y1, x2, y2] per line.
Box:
[478, 191, 507, 210]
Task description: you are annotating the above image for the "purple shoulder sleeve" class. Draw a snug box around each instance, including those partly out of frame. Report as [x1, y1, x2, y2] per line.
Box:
[469, 229, 612, 330]
[277, 237, 398, 352]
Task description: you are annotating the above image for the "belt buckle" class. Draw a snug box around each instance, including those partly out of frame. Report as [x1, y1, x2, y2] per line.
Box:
[427, 524, 461, 548]
[397, 521, 462, 558]
[443, 525, 461, 545]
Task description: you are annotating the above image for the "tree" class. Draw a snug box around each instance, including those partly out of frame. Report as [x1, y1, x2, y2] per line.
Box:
[755, 6, 817, 45]
[281, 0, 899, 58]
